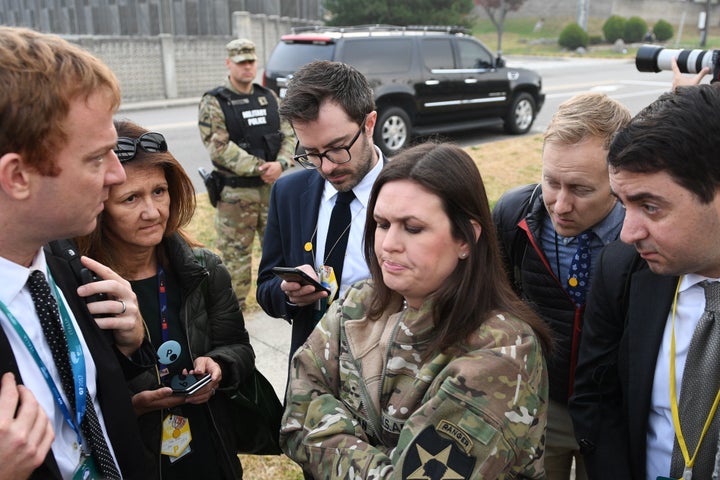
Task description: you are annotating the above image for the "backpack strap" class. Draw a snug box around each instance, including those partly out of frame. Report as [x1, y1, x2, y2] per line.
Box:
[509, 184, 541, 294]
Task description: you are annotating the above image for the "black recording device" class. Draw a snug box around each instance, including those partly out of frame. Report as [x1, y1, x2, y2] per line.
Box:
[166, 373, 212, 396]
[79, 267, 108, 304]
[271, 266, 330, 294]
[636, 45, 720, 82]
[48, 239, 107, 305]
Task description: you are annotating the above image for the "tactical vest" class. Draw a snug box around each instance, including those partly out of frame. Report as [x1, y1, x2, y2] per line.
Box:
[206, 84, 282, 161]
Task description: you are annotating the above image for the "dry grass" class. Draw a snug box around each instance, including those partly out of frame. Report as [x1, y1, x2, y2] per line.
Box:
[185, 133, 544, 479]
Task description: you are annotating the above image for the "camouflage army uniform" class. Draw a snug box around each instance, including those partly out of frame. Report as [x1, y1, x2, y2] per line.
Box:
[198, 79, 295, 308]
[281, 280, 549, 479]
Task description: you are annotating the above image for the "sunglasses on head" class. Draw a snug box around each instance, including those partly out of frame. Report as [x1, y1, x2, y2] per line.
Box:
[114, 132, 167, 163]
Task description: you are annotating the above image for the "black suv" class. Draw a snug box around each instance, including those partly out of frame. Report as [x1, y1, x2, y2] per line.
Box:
[263, 25, 545, 156]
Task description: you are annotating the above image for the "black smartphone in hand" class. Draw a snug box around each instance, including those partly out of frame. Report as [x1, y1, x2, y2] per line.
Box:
[167, 373, 212, 396]
[271, 266, 330, 294]
[79, 267, 108, 304]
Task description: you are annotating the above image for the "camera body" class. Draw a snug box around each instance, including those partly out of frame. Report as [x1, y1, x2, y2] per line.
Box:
[636, 44, 720, 81]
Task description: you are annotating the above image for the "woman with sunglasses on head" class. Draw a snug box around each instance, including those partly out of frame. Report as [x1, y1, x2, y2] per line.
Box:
[76, 119, 255, 479]
[281, 143, 552, 479]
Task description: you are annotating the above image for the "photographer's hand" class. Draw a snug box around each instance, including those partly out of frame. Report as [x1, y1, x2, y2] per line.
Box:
[672, 56, 709, 90]
[76, 256, 144, 356]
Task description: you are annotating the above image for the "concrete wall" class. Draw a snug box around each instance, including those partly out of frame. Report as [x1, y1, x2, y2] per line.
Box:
[0, 0, 323, 35]
[66, 11, 319, 103]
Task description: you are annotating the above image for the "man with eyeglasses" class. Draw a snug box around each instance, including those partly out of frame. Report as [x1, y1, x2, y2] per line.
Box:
[256, 60, 387, 360]
[198, 38, 295, 310]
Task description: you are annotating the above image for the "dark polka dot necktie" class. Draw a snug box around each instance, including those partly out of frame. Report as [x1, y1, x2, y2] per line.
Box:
[27, 270, 121, 479]
[566, 230, 594, 307]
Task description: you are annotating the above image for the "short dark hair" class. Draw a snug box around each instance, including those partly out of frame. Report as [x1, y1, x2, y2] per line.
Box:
[363, 142, 551, 353]
[608, 84, 720, 204]
[278, 60, 375, 126]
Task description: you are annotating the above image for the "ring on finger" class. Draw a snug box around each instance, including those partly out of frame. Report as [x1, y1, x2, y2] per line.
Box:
[117, 299, 126, 315]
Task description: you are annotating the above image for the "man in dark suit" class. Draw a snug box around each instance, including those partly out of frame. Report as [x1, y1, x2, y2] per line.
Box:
[570, 85, 720, 479]
[256, 60, 387, 359]
[0, 27, 148, 479]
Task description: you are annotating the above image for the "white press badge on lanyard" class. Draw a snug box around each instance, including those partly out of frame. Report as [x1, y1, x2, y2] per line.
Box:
[0, 270, 103, 479]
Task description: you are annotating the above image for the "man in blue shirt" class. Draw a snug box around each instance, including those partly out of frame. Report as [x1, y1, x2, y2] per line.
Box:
[493, 92, 631, 480]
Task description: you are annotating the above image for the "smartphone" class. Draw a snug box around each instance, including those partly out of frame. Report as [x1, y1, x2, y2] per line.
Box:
[272, 266, 330, 294]
[167, 373, 212, 396]
[79, 267, 108, 304]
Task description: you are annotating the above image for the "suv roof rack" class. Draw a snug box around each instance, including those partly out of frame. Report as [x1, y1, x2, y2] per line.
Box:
[289, 24, 469, 36]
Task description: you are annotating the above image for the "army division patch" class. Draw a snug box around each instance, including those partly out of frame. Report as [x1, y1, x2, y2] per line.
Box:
[402, 425, 475, 479]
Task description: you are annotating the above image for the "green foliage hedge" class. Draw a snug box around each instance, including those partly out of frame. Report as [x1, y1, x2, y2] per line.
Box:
[653, 19, 674, 42]
[624, 16, 648, 43]
[603, 15, 626, 43]
[559, 22, 589, 50]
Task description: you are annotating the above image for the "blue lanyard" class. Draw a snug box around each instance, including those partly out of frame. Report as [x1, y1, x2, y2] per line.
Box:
[0, 270, 87, 447]
[157, 266, 170, 371]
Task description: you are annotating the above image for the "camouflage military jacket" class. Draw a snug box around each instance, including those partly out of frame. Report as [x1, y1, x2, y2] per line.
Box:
[198, 79, 295, 176]
[281, 280, 548, 479]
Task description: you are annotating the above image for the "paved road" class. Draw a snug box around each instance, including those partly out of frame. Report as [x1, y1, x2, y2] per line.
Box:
[118, 55, 678, 195]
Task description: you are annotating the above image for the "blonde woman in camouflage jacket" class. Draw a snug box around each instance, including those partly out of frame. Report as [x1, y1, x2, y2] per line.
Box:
[281, 143, 552, 479]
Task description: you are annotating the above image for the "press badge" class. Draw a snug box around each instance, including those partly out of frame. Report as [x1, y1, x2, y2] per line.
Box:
[72, 454, 101, 480]
[318, 265, 338, 303]
[161, 414, 192, 459]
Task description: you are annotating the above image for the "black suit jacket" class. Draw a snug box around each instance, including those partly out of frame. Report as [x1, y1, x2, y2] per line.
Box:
[0, 248, 149, 479]
[570, 240, 677, 479]
[256, 169, 325, 357]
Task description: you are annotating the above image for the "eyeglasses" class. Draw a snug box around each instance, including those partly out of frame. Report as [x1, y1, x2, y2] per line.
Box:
[292, 114, 367, 170]
[114, 132, 168, 163]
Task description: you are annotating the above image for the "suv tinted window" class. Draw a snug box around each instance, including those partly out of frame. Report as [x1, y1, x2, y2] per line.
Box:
[457, 38, 494, 69]
[265, 43, 335, 71]
[342, 38, 412, 74]
[421, 38, 454, 70]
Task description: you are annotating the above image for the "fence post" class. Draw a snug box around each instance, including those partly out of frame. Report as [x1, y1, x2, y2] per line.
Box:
[159, 34, 178, 99]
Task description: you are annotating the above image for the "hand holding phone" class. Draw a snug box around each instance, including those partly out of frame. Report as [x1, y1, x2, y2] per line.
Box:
[166, 373, 212, 396]
[272, 266, 330, 294]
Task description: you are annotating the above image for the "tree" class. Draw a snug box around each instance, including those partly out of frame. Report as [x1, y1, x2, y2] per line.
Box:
[474, 0, 528, 56]
[323, 0, 475, 28]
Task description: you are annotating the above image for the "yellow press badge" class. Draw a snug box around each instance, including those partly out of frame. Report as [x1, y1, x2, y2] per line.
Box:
[161, 414, 192, 458]
[318, 265, 338, 303]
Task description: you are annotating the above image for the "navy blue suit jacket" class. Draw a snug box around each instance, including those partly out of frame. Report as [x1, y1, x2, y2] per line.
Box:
[570, 240, 677, 479]
[257, 169, 326, 357]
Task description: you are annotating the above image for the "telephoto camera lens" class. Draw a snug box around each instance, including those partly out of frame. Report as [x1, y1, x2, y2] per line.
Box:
[636, 44, 719, 74]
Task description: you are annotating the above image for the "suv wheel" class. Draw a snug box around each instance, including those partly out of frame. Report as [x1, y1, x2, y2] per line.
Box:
[375, 107, 410, 156]
[503, 92, 536, 134]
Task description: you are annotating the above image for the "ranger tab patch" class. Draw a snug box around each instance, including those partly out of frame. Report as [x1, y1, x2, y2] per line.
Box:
[402, 425, 475, 479]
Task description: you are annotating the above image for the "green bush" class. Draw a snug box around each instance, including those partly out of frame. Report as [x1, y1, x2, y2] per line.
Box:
[589, 35, 604, 45]
[603, 15, 626, 43]
[653, 19, 674, 42]
[624, 16, 648, 43]
[558, 22, 589, 50]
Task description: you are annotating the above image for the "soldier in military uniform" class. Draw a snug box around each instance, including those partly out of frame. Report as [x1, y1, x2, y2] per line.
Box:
[198, 38, 295, 309]
[280, 143, 552, 479]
